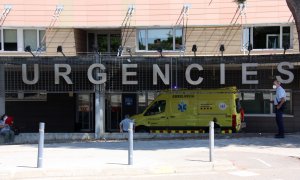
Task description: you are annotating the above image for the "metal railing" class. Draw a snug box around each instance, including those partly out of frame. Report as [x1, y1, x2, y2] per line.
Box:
[0, 54, 299, 93]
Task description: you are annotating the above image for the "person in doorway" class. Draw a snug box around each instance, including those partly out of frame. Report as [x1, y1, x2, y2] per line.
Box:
[273, 80, 286, 138]
[0, 114, 15, 143]
[119, 115, 134, 133]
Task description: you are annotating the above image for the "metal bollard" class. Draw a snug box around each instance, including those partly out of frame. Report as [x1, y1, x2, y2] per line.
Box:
[209, 121, 214, 162]
[128, 122, 133, 165]
[37, 122, 45, 168]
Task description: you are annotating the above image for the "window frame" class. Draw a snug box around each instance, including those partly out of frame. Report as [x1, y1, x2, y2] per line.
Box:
[144, 100, 166, 116]
[136, 27, 183, 52]
[86, 30, 121, 53]
[241, 24, 293, 51]
[0, 28, 46, 53]
[23, 29, 38, 51]
[1, 28, 18, 52]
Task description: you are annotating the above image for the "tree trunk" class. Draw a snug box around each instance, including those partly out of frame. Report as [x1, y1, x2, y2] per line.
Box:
[286, 0, 300, 51]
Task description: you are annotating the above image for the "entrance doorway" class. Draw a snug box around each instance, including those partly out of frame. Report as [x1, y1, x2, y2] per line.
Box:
[106, 94, 122, 132]
[76, 94, 94, 132]
[105, 92, 159, 132]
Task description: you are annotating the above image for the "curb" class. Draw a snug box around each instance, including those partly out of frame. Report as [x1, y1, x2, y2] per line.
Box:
[9, 132, 283, 145]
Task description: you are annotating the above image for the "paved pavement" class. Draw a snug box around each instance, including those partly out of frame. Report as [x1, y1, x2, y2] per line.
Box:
[0, 133, 300, 179]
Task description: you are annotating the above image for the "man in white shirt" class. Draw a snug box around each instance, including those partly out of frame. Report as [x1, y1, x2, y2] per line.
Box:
[119, 115, 134, 133]
[273, 80, 286, 138]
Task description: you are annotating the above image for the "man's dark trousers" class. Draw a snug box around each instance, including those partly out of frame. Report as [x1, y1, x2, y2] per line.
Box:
[275, 108, 284, 136]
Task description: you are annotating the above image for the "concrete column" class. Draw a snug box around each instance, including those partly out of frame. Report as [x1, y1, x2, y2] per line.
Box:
[95, 89, 105, 139]
[94, 54, 105, 139]
[0, 64, 5, 116]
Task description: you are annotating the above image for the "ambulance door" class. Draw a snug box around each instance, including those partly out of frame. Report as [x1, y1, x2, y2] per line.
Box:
[169, 99, 196, 129]
[143, 100, 168, 129]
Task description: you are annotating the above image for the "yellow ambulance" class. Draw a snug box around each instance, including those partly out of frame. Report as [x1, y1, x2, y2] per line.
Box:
[132, 87, 245, 133]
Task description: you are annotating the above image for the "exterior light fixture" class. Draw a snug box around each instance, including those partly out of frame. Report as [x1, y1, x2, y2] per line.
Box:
[25, 45, 35, 57]
[283, 43, 289, 54]
[219, 44, 225, 57]
[179, 45, 185, 57]
[192, 44, 197, 57]
[117, 46, 123, 56]
[126, 47, 132, 57]
[157, 47, 163, 57]
[92, 45, 101, 56]
[247, 44, 253, 56]
[57, 46, 66, 57]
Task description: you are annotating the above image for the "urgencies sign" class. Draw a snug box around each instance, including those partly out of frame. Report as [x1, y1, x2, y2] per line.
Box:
[21, 62, 294, 85]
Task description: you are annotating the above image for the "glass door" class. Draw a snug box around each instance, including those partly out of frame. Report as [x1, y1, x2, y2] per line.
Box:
[97, 34, 108, 53]
[96, 33, 121, 55]
[106, 94, 122, 132]
[76, 94, 94, 132]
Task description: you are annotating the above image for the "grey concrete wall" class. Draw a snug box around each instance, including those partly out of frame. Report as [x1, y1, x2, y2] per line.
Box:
[0, 64, 4, 116]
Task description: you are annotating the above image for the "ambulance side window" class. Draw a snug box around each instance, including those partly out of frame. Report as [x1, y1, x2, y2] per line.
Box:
[144, 100, 166, 116]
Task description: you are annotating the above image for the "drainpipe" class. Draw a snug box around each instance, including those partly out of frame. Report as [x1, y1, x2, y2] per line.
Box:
[94, 53, 105, 139]
[0, 64, 5, 116]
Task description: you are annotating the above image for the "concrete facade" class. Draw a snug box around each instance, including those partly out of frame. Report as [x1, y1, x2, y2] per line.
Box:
[122, 25, 299, 56]
[0, 0, 299, 135]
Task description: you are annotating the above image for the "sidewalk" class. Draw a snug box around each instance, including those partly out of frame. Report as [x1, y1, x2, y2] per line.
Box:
[1, 134, 300, 179]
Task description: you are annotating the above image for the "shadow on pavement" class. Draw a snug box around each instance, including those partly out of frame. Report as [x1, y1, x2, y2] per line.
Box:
[19, 133, 300, 150]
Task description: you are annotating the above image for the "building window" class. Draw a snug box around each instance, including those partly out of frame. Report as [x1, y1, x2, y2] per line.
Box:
[0, 30, 2, 50]
[145, 100, 166, 116]
[38, 30, 46, 51]
[240, 90, 292, 115]
[87, 33, 95, 52]
[24, 29, 46, 51]
[282, 26, 291, 48]
[24, 30, 38, 51]
[242, 25, 292, 50]
[88, 33, 121, 53]
[138, 30, 146, 50]
[110, 34, 121, 53]
[0, 29, 45, 52]
[137, 28, 183, 51]
[4, 29, 17, 51]
[97, 34, 108, 52]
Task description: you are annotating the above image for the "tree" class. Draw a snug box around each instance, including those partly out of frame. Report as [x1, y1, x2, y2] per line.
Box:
[286, 0, 300, 51]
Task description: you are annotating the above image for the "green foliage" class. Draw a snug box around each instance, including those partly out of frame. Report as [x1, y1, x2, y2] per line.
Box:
[148, 37, 173, 51]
